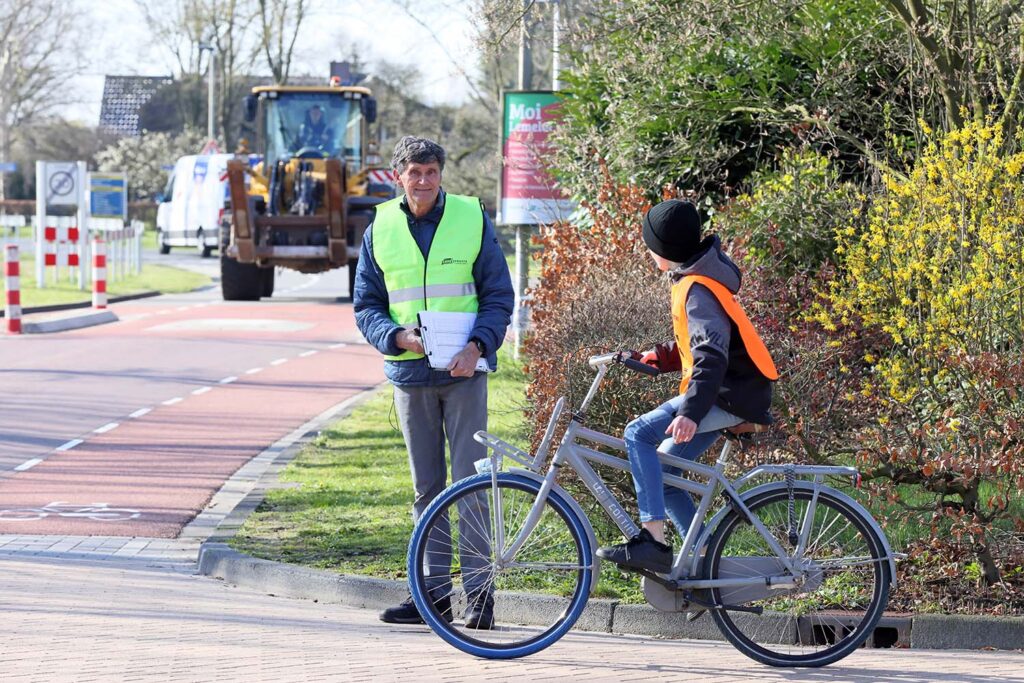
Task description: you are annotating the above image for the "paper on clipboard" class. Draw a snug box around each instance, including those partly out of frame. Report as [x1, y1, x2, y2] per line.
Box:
[417, 311, 490, 372]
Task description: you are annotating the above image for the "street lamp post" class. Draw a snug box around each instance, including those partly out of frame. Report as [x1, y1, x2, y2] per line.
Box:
[198, 43, 217, 143]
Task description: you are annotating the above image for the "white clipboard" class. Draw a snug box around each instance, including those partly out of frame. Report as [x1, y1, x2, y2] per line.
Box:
[417, 311, 490, 373]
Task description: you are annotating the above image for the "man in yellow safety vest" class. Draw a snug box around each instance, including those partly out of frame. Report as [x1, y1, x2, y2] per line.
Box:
[354, 136, 514, 629]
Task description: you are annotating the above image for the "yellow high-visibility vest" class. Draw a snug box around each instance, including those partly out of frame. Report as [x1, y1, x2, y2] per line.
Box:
[372, 193, 484, 361]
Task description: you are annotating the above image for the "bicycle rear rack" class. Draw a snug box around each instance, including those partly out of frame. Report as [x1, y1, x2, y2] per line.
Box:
[473, 431, 538, 471]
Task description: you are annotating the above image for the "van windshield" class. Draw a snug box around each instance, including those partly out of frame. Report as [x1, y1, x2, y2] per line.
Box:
[263, 93, 362, 170]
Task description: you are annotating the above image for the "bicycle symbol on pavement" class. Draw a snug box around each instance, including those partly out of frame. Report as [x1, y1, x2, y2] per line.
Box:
[0, 502, 141, 522]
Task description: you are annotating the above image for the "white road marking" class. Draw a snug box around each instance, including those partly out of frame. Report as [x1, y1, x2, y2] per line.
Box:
[175, 306, 189, 312]
[329, 342, 348, 349]
[55, 439, 83, 452]
[299, 350, 317, 358]
[191, 386, 213, 396]
[162, 397, 183, 406]
[128, 407, 152, 419]
[218, 376, 238, 384]
[14, 458, 42, 472]
[94, 422, 119, 434]
[244, 367, 263, 375]
[270, 358, 288, 366]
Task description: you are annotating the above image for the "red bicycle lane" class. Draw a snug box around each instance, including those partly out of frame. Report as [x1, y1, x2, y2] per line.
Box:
[0, 303, 385, 537]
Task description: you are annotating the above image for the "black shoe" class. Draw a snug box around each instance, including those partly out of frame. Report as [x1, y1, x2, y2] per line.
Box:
[463, 591, 495, 630]
[379, 594, 453, 625]
[597, 529, 673, 574]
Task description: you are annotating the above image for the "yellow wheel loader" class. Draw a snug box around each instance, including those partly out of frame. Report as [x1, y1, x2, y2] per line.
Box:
[221, 81, 396, 300]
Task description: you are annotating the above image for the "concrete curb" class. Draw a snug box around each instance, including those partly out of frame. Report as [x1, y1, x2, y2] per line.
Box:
[911, 613, 1024, 650]
[0, 290, 160, 318]
[23, 310, 119, 334]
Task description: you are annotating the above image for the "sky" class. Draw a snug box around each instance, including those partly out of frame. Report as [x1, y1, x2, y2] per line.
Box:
[72, 0, 481, 125]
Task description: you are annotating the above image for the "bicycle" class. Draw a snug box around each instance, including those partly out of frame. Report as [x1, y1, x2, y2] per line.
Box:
[407, 351, 901, 667]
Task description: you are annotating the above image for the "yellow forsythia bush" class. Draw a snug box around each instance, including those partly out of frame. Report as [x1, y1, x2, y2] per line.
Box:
[821, 121, 1024, 586]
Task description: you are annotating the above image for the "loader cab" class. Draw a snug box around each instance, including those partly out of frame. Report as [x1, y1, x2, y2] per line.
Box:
[247, 86, 375, 175]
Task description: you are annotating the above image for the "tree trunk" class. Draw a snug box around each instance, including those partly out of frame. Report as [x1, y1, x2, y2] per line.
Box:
[962, 484, 1002, 585]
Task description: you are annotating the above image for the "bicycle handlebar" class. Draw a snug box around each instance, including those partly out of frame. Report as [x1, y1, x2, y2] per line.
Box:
[621, 357, 660, 376]
[587, 351, 660, 376]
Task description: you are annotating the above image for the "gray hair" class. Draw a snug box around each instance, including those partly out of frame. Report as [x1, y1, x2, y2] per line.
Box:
[391, 136, 446, 175]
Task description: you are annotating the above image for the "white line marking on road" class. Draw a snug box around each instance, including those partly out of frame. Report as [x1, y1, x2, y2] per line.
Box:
[219, 376, 238, 384]
[191, 386, 213, 396]
[299, 350, 317, 358]
[128, 407, 152, 419]
[176, 306, 189, 312]
[329, 342, 348, 349]
[162, 397, 183, 406]
[244, 367, 263, 375]
[94, 422, 119, 434]
[270, 358, 288, 366]
[14, 458, 43, 472]
[55, 439, 83, 452]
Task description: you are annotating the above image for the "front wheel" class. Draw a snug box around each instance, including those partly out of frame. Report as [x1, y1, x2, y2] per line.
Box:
[408, 473, 594, 659]
[704, 486, 891, 667]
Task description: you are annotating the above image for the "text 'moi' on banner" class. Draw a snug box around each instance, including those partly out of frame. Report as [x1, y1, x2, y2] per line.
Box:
[499, 91, 575, 226]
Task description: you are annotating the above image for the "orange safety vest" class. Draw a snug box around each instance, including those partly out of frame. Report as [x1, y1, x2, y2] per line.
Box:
[671, 275, 779, 396]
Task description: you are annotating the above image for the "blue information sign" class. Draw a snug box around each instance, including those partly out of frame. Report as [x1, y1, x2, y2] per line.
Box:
[0, 162, 17, 173]
[89, 172, 127, 219]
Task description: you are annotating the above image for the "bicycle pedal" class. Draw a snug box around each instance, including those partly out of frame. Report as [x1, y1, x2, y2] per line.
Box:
[686, 609, 707, 622]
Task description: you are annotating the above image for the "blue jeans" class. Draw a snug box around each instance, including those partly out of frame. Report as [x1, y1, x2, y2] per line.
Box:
[624, 398, 743, 533]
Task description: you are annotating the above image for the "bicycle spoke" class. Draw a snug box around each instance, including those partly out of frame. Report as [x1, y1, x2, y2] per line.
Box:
[707, 489, 889, 666]
[410, 475, 591, 656]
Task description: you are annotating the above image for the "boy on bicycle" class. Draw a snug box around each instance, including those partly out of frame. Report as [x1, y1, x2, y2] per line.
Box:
[598, 199, 778, 574]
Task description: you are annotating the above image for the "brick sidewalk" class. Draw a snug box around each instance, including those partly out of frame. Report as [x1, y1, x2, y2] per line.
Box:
[2, 554, 1022, 683]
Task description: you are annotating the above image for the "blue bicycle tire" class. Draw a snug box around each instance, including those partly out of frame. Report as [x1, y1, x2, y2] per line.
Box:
[407, 472, 594, 659]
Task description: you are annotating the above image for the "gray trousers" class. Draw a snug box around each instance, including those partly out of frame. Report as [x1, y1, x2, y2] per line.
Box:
[393, 373, 490, 597]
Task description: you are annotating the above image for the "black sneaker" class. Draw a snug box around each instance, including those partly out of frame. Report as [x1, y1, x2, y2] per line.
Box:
[379, 593, 453, 624]
[597, 529, 673, 574]
[463, 591, 495, 630]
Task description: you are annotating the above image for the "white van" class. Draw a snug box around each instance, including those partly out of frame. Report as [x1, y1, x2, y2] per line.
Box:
[156, 154, 234, 257]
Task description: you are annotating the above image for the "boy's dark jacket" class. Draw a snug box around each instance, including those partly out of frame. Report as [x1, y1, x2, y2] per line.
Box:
[648, 235, 774, 425]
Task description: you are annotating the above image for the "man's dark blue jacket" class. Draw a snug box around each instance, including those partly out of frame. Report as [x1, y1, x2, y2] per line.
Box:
[354, 190, 515, 387]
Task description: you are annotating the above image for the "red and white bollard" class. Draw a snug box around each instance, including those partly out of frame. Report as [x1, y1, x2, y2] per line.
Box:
[5, 244, 21, 334]
[92, 236, 107, 310]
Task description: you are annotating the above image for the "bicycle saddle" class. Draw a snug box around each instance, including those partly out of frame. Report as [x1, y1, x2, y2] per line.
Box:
[724, 422, 769, 437]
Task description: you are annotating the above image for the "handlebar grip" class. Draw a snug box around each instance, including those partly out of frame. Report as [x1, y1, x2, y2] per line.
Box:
[622, 357, 660, 377]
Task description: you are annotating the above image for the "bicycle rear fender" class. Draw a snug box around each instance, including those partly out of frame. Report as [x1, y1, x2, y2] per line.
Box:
[508, 467, 602, 591]
[688, 480, 898, 588]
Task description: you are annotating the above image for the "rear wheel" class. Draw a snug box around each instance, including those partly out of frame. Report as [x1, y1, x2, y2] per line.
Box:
[346, 258, 357, 301]
[704, 487, 890, 667]
[158, 230, 171, 254]
[196, 229, 212, 257]
[261, 267, 275, 298]
[408, 473, 594, 659]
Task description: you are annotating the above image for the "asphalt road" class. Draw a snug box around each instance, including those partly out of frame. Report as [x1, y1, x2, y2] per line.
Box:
[0, 253, 382, 536]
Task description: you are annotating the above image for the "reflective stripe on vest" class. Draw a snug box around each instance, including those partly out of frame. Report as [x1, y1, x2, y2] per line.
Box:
[671, 275, 779, 395]
[372, 193, 484, 361]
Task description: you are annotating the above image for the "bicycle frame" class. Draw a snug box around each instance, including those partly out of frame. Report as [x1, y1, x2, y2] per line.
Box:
[480, 353, 865, 591]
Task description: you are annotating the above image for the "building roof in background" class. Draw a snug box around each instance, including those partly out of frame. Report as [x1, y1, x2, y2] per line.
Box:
[99, 75, 174, 137]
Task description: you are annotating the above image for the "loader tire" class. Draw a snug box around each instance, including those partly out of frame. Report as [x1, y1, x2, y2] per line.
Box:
[221, 255, 263, 301]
